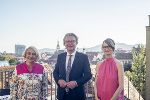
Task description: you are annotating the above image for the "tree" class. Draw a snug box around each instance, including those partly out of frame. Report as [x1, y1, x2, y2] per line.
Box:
[9, 59, 17, 65]
[0, 56, 5, 60]
[0, 54, 17, 65]
[126, 44, 146, 99]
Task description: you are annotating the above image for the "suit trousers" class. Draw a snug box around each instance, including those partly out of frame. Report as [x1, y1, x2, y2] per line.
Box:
[62, 91, 85, 100]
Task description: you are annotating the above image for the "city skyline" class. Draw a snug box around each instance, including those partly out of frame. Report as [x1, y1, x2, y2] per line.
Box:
[0, 0, 149, 53]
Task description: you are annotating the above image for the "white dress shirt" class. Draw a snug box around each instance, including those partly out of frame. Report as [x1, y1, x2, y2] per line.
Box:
[65, 51, 76, 71]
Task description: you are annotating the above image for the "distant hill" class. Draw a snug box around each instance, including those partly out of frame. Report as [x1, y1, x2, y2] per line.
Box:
[79, 43, 136, 52]
[116, 43, 135, 50]
[38, 48, 56, 54]
[39, 43, 137, 53]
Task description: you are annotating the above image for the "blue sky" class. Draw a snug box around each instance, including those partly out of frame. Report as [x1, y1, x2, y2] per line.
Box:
[0, 0, 149, 53]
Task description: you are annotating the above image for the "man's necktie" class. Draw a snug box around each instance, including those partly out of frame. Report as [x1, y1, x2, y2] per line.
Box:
[66, 55, 72, 92]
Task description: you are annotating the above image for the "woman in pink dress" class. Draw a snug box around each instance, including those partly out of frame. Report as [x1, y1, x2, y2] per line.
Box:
[94, 38, 124, 100]
[10, 46, 48, 100]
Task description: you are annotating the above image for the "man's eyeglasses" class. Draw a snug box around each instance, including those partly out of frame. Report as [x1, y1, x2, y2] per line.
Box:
[65, 40, 76, 43]
[26, 52, 36, 56]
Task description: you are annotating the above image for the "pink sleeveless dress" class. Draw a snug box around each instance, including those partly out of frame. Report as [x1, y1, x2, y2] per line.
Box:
[96, 58, 124, 100]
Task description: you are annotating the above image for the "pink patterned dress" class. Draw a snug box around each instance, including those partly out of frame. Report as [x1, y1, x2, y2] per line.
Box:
[10, 62, 48, 100]
[96, 58, 124, 100]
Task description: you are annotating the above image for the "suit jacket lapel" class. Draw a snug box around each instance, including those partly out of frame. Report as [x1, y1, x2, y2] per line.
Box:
[62, 53, 67, 77]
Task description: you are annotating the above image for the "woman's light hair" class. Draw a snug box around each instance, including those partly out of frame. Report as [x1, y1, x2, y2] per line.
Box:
[102, 38, 115, 51]
[22, 46, 39, 62]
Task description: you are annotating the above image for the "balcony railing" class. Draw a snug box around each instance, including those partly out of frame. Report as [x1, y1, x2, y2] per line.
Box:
[0, 66, 144, 100]
[0, 66, 95, 100]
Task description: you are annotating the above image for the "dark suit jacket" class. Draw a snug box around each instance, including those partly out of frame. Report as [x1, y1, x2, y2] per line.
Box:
[53, 51, 92, 100]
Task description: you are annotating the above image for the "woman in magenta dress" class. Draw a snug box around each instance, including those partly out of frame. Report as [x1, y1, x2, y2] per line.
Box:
[10, 46, 48, 100]
[94, 38, 124, 100]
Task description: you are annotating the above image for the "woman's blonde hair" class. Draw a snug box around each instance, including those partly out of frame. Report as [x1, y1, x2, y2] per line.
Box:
[23, 46, 39, 62]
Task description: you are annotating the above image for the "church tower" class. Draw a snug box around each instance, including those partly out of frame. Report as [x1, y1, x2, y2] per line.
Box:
[56, 41, 60, 51]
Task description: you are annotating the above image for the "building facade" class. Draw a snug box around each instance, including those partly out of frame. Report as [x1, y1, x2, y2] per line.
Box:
[15, 44, 26, 57]
[146, 15, 150, 100]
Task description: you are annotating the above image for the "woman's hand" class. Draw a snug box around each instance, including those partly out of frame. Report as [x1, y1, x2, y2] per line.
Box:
[110, 97, 116, 100]
[95, 96, 99, 100]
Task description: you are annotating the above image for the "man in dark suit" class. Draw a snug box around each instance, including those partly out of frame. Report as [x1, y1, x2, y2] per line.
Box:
[53, 33, 92, 100]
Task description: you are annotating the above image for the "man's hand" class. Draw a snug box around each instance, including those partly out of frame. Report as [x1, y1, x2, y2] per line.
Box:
[66, 81, 78, 89]
[58, 79, 67, 88]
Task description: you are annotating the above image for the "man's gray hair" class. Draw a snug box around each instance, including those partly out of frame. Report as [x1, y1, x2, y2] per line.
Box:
[63, 33, 78, 45]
